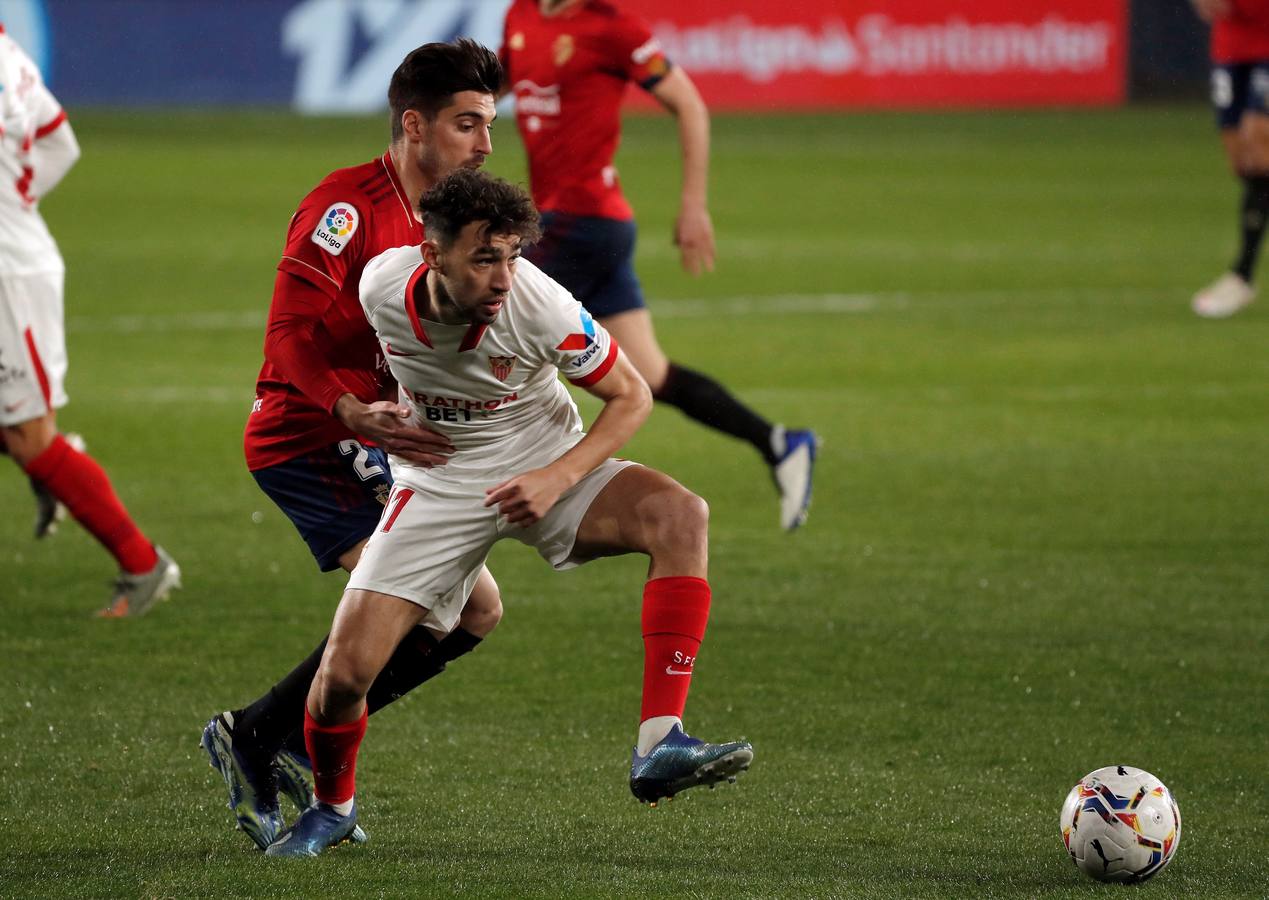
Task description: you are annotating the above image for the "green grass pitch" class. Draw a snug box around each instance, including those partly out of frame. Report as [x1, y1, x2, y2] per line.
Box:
[0, 107, 1266, 898]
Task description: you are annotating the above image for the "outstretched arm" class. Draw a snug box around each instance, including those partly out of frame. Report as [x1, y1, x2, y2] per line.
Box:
[484, 350, 652, 525]
[651, 66, 716, 276]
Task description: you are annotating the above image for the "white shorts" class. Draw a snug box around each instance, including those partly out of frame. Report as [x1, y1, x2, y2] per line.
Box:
[0, 272, 68, 426]
[347, 458, 640, 634]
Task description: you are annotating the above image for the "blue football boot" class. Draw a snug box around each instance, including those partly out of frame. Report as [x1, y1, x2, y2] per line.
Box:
[629, 724, 754, 806]
[265, 802, 364, 858]
[201, 712, 283, 850]
[273, 748, 368, 844]
[771, 427, 819, 531]
[273, 748, 316, 813]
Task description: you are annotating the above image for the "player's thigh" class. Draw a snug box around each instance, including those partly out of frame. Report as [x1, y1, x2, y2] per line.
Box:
[348, 475, 498, 637]
[569, 463, 706, 559]
[0, 273, 67, 428]
[251, 440, 392, 572]
[501, 458, 639, 567]
[327, 588, 431, 674]
[1218, 63, 1269, 173]
[315, 587, 431, 715]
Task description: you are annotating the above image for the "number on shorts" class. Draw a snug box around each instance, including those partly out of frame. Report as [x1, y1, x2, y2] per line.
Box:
[381, 487, 415, 533]
[338, 439, 386, 481]
[1213, 69, 1233, 110]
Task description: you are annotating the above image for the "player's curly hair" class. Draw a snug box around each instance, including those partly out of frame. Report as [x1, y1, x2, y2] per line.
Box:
[388, 39, 502, 140]
[420, 170, 542, 248]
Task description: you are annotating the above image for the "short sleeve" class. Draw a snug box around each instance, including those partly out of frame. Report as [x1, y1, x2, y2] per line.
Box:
[605, 8, 672, 90]
[277, 182, 371, 298]
[547, 294, 618, 387]
[2, 37, 63, 134]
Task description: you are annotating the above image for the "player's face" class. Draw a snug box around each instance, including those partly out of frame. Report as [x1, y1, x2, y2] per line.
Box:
[418, 91, 496, 183]
[433, 222, 521, 325]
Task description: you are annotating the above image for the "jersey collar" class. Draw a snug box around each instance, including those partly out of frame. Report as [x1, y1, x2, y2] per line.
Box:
[403, 264, 489, 352]
[380, 151, 416, 226]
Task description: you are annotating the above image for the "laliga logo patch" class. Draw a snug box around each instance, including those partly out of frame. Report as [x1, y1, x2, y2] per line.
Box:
[555, 307, 596, 351]
[311, 202, 359, 256]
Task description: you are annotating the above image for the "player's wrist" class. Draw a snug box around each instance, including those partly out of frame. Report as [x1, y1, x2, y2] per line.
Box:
[333, 393, 367, 425]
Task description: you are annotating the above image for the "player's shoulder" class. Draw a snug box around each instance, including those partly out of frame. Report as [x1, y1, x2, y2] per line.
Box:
[511, 257, 570, 308]
[361, 245, 424, 304]
[300, 154, 393, 211]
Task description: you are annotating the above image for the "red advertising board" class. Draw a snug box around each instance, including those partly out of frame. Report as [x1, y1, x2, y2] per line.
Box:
[628, 0, 1126, 110]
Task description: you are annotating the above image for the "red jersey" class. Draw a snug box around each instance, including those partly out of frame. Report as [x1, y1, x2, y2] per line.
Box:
[244, 151, 423, 470]
[500, 0, 671, 220]
[1212, 0, 1269, 63]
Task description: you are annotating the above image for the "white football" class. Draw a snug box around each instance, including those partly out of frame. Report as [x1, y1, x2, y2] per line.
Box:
[1059, 765, 1181, 883]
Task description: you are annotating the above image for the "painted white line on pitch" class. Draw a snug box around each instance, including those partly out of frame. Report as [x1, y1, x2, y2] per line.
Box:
[108, 386, 248, 404]
[65, 287, 1175, 333]
[67, 310, 266, 334]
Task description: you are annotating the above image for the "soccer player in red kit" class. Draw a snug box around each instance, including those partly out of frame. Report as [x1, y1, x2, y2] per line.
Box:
[1193, 0, 1269, 317]
[201, 40, 506, 851]
[500, 0, 819, 531]
[1, 24, 179, 615]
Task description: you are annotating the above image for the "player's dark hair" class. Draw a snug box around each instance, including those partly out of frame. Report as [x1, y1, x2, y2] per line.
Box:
[388, 39, 502, 140]
[419, 169, 542, 248]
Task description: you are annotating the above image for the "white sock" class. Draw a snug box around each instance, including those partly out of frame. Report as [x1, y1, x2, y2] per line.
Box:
[770, 424, 787, 461]
[637, 716, 682, 756]
[326, 796, 354, 816]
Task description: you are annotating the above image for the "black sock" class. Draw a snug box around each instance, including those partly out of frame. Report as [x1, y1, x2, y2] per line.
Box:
[276, 626, 485, 759]
[654, 363, 777, 465]
[232, 637, 329, 763]
[1234, 175, 1269, 282]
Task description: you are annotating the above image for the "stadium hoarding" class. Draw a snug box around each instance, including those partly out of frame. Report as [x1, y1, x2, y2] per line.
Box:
[629, 0, 1128, 110]
[5, 0, 1124, 111]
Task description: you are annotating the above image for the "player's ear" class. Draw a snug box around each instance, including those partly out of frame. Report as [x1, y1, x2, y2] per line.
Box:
[421, 239, 443, 271]
[401, 108, 425, 141]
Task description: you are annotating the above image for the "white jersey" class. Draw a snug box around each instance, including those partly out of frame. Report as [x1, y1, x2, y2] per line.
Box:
[359, 246, 618, 480]
[0, 27, 77, 274]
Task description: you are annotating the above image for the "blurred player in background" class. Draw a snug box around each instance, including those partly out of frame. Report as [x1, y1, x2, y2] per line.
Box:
[266, 171, 753, 857]
[0, 24, 179, 616]
[1192, 0, 1269, 317]
[201, 40, 505, 851]
[500, 0, 818, 530]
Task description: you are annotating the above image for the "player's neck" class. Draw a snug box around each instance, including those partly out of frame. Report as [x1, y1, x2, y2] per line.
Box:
[540, 0, 584, 17]
[422, 271, 473, 327]
[388, 142, 428, 221]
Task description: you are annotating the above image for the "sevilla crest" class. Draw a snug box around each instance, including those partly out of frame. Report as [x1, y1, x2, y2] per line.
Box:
[488, 355, 517, 381]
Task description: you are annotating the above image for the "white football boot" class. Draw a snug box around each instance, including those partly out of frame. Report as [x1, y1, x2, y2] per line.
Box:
[1192, 272, 1254, 318]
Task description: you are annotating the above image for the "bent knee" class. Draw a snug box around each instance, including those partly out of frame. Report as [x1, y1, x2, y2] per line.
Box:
[647, 486, 709, 548]
[1, 416, 57, 467]
[460, 593, 503, 637]
[314, 657, 376, 712]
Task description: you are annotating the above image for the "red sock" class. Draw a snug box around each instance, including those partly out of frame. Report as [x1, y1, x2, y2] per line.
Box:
[304, 706, 367, 806]
[640, 576, 711, 721]
[23, 434, 157, 574]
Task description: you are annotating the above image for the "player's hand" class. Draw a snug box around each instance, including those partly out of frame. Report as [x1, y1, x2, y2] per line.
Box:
[1191, 0, 1230, 22]
[674, 205, 716, 276]
[483, 468, 570, 527]
[334, 395, 453, 466]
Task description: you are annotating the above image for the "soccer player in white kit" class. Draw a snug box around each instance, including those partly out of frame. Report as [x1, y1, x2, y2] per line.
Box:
[266, 169, 753, 857]
[0, 25, 179, 615]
